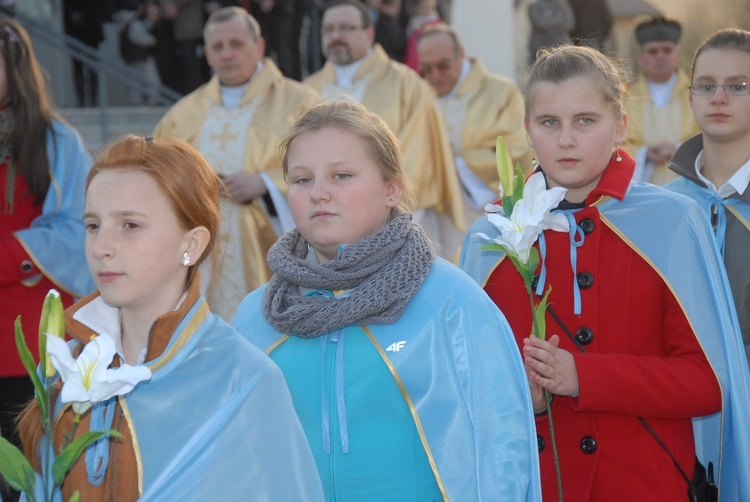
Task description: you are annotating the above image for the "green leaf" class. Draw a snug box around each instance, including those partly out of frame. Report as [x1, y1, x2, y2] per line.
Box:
[14, 317, 47, 422]
[506, 253, 533, 286]
[533, 286, 553, 341]
[527, 247, 540, 276]
[69, 491, 81, 502]
[52, 430, 123, 487]
[479, 243, 507, 253]
[501, 194, 514, 217]
[0, 437, 38, 494]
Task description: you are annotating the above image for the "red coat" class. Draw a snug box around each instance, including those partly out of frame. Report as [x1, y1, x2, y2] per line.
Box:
[484, 158, 721, 501]
[1, 168, 73, 378]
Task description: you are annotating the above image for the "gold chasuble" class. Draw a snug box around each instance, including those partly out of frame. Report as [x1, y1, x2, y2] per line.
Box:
[436, 58, 531, 228]
[624, 70, 699, 186]
[154, 59, 319, 319]
[305, 45, 465, 249]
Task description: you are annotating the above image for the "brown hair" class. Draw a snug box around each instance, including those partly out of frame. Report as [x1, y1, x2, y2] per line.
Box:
[204, 6, 262, 41]
[691, 28, 750, 79]
[417, 22, 463, 57]
[524, 44, 629, 120]
[88, 135, 222, 288]
[279, 100, 415, 212]
[322, 0, 373, 28]
[0, 17, 56, 205]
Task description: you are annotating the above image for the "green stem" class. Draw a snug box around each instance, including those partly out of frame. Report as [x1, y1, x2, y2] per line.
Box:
[526, 285, 563, 501]
[43, 377, 53, 502]
[544, 389, 563, 502]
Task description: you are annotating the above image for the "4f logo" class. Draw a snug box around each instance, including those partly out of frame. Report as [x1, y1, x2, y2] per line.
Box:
[386, 341, 406, 352]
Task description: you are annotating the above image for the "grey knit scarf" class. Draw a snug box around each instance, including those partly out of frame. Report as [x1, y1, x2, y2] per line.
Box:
[262, 210, 435, 338]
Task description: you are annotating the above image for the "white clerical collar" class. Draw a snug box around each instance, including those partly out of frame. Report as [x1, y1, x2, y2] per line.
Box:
[695, 149, 750, 197]
[220, 61, 263, 109]
[646, 71, 678, 108]
[333, 50, 371, 87]
[442, 57, 472, 99]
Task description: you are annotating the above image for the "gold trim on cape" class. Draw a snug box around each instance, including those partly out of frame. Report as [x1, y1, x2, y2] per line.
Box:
[599, 213, 726, 472]
[266, 335, 290, 355]
[147, 301, 210, 372]
[13, 234, 76, 296]
[728, 205, 750, 232]
[361, 325, 449, 502]
[118, 396, 144, 496]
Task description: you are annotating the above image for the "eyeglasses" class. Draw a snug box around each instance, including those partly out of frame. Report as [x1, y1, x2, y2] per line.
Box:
[322, 24, 365, 36]
[419, 58, 456, 75]
[689, 82, 750, 96]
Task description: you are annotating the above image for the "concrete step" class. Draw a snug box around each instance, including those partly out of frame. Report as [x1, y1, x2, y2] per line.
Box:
[58, 106, 170, 156]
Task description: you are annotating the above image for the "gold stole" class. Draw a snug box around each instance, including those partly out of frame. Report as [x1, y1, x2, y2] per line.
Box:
[198, 99, 261, 320]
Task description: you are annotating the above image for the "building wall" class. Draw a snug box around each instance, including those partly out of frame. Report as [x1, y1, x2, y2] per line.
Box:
[452, 0, 518, 80]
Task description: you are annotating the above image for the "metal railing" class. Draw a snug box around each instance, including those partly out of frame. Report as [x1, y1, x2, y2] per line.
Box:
[4, 6, 182, 145]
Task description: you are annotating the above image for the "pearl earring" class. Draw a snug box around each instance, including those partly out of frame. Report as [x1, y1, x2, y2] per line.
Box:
[182, 252, 191, 267]
[615, 147, 622, 163]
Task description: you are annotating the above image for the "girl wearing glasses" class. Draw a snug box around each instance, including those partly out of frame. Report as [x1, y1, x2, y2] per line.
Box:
[460, 44, 750, 501]
[666, 28, 750, 371]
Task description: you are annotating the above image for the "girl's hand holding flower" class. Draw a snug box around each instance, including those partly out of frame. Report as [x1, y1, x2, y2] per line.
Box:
[523, 335, 580, 398]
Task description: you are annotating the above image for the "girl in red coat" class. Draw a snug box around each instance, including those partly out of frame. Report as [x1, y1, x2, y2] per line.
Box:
[461, 44, 729, 501]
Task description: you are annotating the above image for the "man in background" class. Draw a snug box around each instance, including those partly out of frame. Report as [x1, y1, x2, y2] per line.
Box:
[625, 16, 699, 185]
[304, 0, 465, 258]
[155, 7, 319, 319]
[417, 24, 531, 228]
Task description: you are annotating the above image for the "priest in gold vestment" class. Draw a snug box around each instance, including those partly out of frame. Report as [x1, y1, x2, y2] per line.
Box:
[416, 24, 531, 230]
[304, 0, 464, 257]
[624, 17, 699, 186]
[154, 7, 319, 320]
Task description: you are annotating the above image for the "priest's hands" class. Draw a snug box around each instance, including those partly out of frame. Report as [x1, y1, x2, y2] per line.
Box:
[221, 172, 268, 204]
[646, 142, 677, 165]
[523, 334, 580, 402]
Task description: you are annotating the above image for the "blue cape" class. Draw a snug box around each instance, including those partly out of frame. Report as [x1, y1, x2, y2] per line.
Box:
[14, 119, 94, 297]
[29, 296, 324, 501]
[234, 258, 542, 501]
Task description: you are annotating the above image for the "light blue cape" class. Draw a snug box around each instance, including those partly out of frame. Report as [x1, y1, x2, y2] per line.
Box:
[29, 296, 324, 501]
[234, 258, 543, 501]
[13, 119, 94, 297]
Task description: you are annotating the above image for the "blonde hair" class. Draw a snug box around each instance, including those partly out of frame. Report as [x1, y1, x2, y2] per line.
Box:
[525, 45, 630, 119]
[279, 100, 416, 212]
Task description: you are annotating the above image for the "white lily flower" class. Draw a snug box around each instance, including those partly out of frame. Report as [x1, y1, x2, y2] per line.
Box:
[46, 334, 152, 415]
[478, 172, 570, 263]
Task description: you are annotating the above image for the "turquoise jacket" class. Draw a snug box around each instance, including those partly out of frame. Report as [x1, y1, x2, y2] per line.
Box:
[234, 258, 542, 501]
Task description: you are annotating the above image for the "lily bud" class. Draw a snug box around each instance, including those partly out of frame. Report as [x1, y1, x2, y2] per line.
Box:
[39, 289, 65, 378]
[496, 136, 515, 205]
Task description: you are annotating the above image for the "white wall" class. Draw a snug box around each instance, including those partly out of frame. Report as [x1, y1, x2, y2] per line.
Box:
[451, 0, 517, 81]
